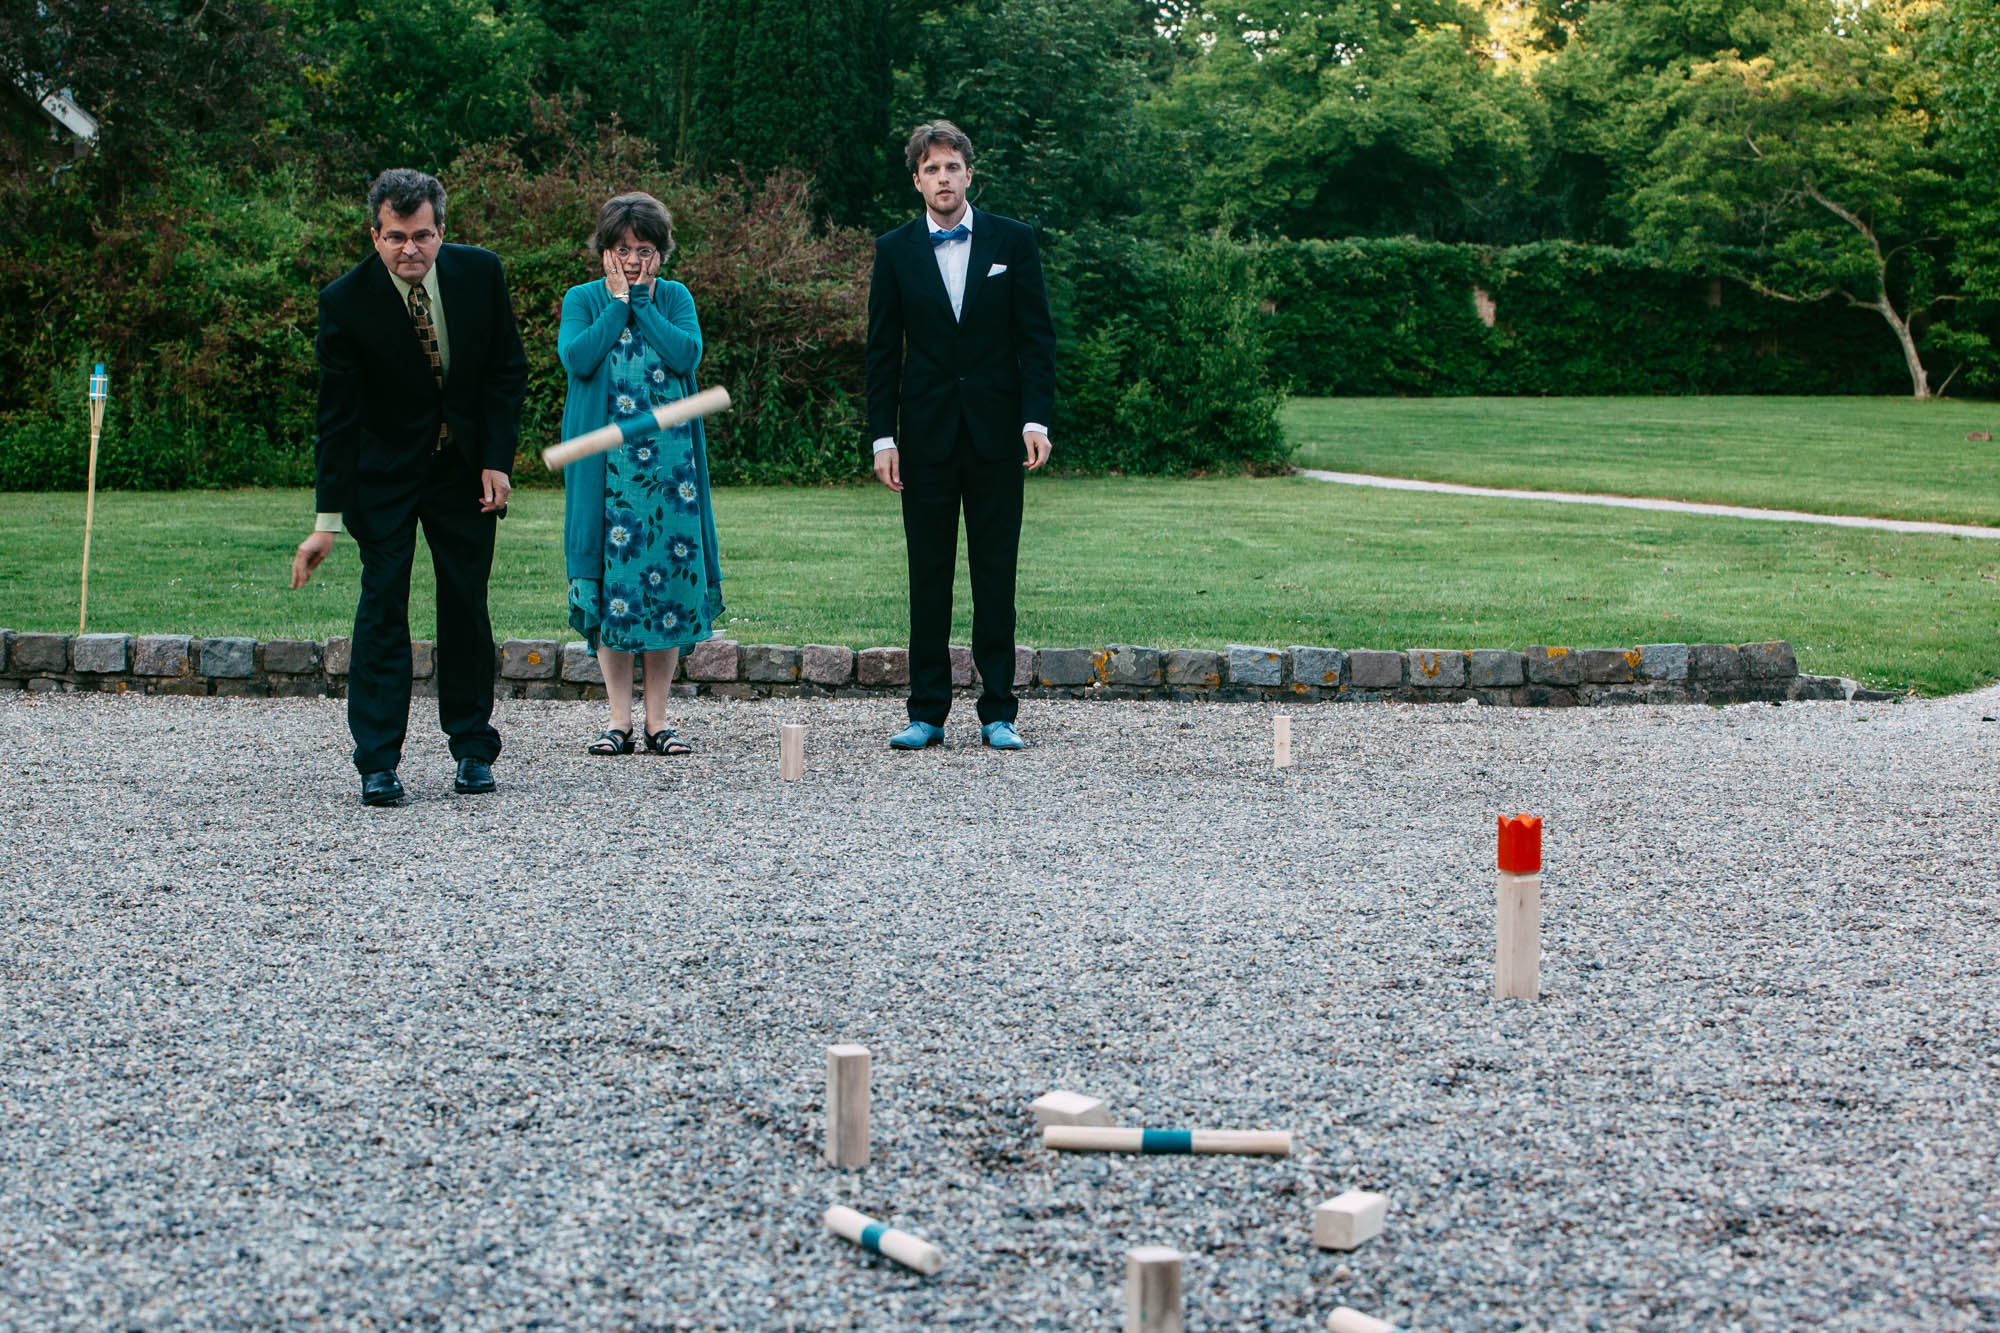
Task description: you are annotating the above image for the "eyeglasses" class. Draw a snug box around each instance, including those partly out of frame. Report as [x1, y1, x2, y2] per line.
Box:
[614, 246, 659, 261]
[377, 229, 439, 248]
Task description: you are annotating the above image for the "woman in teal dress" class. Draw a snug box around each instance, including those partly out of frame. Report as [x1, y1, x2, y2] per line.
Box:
[557, 192, 725, 756]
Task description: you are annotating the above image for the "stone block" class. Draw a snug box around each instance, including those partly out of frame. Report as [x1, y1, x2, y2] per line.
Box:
[270, 679, 329, 699]
[744, 644, 800, 683]
[131, 635, 192, 677]
[1347, 649, 1404, 689]
[857, 647, 909, 687]
[801, 644, 855, 687]
[323, 637, 351, 677]
[1225, 644, 1285, 687]
[1689, 643, 1747, 681]
[1037, 648, 1095, 687]
[501, 639, 559, 680]
[1741, 640, 1797, 679]
[213, 678, 270, 698]
[1638, 643, 1689, 681]
[1789, 675, 1847, 702]
[409, 640, 435, 679]
[1013, 645, 1035, 690]
[950, 645, 974, 688]
[1102, 644, 1163, 687]
[25, 677, 61, 692]
[1524, 645, 1584, 685]
[71, 633, 130, 674]
[0, 628, 9, 672]
[200, 637, 256, 679]
[1467, 649, 1524, 688]
[561, 642, 604, 683]
[1576, 648, 1639, 684]
[684, 638, 740, 682]
[518, 681, 565, 701]
[1164, 649, 1222, 688]
[263, 638, 320, 675]
[11, 633, 69, 674]
[1288, 646, 1345, 689]
[1406, 649, 1467, 688]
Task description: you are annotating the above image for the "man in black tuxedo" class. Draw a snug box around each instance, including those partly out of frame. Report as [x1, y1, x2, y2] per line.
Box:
[867, 120, 1057, 751]
[291, 168, 527, 806]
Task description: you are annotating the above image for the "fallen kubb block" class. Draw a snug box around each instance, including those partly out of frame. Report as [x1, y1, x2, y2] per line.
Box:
[1125, 1245, 1184, 1333]
[1326, 1307, 1400, 1333]
[1044, 1125, 1292, 1156]
[1313, 1189, 1388, 1250]
[1030, 1090, 1111, 1127]
[825, 1043, 870, 1168]
[823, 1204, 943, 1275]
[1496, 813, 1543, 1000]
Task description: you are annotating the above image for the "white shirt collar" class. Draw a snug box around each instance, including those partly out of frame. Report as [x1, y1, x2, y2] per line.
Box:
[925, 207, 974, 236]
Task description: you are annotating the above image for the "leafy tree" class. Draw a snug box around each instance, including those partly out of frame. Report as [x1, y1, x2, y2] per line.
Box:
[1933, 0, 2000, 309]
[1626, 0, 1962, 397]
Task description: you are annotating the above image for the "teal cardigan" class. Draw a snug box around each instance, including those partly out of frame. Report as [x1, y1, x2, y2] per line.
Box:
[556, 278, 724, 607]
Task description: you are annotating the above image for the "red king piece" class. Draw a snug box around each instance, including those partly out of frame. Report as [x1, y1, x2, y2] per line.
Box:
[1498, 814, 1542, 873]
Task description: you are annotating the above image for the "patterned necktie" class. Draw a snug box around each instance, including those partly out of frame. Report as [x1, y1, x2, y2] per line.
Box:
[407, 283, 448, 450]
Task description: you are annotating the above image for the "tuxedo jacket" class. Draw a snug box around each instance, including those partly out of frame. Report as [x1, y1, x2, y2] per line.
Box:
[313, 243, 528, 515]
[865, 209, 1056, 463]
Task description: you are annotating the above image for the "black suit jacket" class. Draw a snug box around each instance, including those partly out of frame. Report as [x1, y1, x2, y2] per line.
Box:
[313, 243, 528, 515]
[865, 209, 1056, 463]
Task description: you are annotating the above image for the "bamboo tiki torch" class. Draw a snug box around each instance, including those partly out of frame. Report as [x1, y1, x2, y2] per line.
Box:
[78, 363, 108, 635]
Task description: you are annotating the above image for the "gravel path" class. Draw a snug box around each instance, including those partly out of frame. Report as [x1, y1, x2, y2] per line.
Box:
[1296, 468, 2000, 539]
[3, 688, 1998, 1330]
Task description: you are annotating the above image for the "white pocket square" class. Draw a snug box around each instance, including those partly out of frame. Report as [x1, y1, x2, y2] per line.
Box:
[987, 262, 1008, 277]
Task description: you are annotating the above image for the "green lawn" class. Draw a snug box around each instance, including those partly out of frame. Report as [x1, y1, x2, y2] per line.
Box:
[1286, 397, 2000, 527]
[5, 479, 1994, 695]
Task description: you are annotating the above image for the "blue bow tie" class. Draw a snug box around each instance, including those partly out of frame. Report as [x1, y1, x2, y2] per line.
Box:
[929, 224, 970, 247]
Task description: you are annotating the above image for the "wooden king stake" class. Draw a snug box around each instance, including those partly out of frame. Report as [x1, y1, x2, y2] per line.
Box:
[1124, 1246, 1184, 1333]
[79, 363, 107, 635]
[825, 1043, 870, 1167]
[1496, 814, 1543, 1000]
[780, 723, 805, 781]
[1273, 714, 1292, 768]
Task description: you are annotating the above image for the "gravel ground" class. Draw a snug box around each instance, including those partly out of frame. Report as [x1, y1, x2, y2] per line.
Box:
[2, 686, 1998, 1331]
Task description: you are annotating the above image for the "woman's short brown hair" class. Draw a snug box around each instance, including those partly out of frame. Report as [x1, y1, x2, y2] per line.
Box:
[591, 192, 675, 257]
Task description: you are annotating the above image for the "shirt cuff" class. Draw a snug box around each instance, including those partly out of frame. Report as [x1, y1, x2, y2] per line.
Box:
[314, 512, 343, 533]
[1023, 423, 1049, 441]
[871, 437, 897, 454]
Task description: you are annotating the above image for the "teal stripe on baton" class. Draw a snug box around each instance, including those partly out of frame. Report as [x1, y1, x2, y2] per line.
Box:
[1140, 1129, 1193, 1154]
[858, 1222, 887, 1253]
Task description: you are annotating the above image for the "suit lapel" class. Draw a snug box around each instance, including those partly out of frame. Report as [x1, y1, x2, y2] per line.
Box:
[904, 218, 954, 323]
[366, 256, 430, 385]
[434, 245, 473, 385]
[957, 208, 1000, 325]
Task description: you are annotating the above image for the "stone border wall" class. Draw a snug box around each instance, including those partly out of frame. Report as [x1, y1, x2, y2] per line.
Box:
[0, 631, 1901, 705]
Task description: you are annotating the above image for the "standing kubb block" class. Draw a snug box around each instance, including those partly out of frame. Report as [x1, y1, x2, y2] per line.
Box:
[1313, 1189, 1388, 1251]
[1327, 1308, 1400, 1333]
[780, 723, 805, 781]
[1496, 814, 1543, 1001]
[825, 1044, 870, 1167]
[1124, 1246, 1184, 1333]
[1030, 1090, 1111, 1127]
[1274, 714, 1292, 768]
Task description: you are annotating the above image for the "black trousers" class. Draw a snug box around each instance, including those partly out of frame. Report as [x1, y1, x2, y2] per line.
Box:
[346, 450, 501, 773]
[900, 426, 1023, 727]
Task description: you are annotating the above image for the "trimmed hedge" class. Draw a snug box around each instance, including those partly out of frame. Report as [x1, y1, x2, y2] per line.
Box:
[1258, 238, 1914, 397]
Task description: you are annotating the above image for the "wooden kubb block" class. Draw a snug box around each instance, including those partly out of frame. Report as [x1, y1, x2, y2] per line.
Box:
[1030, 1090, 1111, 1127]
[1124, 1246, 1183, 1333]
[825, 1043, 870, 1168]
[1313, 1189, 1388, 1251]
[1327, 1308, 1400, 1333]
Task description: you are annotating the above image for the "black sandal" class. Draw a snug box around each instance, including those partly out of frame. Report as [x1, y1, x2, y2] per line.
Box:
[646, 727, 693, 757]
[588, 727, 635, 756]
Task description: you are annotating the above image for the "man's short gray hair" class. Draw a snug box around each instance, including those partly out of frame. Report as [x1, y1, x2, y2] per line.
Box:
[368, 168, 447, 230]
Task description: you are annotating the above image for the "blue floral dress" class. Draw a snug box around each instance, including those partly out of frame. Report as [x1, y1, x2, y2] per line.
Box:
[583, 326, 718, 652]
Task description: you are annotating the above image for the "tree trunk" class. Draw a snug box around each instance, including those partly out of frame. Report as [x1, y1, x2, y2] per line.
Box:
[1870, 296, 1930, 400]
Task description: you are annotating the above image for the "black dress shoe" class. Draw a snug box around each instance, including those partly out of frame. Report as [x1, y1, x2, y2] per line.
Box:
[361, 770, 405, 807]
[454, 756, 496, 794]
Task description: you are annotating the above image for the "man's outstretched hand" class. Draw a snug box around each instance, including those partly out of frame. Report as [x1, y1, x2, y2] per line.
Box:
[292, 530, 333, 589]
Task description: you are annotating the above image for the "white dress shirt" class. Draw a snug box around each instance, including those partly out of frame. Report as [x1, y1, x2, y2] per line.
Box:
[873, 207, 1048, 455]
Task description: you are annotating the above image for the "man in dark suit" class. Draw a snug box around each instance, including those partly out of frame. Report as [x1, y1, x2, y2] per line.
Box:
[291, 168, 527, 806]
[867, 120, 1057, 751]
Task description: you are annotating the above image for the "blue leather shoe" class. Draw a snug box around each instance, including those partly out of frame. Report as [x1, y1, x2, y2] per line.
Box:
[981, 720, 1025, 750]
[888, 720, 945, 750]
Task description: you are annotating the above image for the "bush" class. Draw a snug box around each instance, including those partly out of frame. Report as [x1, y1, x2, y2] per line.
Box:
[1048, 225, 1290, 474]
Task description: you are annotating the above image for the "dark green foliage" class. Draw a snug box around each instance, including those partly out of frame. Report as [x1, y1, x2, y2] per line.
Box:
[1260, 238, 1911, 396]
[1050, 226, 1290, 474]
